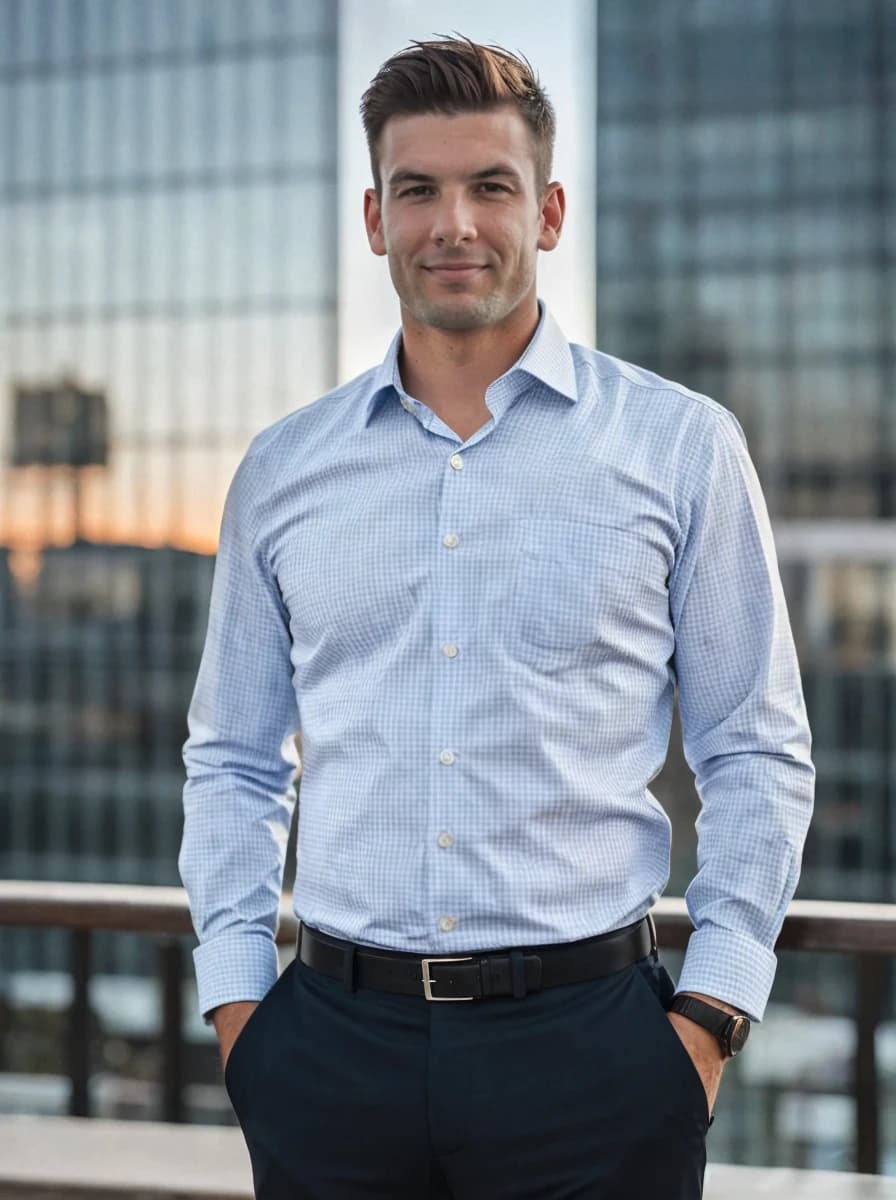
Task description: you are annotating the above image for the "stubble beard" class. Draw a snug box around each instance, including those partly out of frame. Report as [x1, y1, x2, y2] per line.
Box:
[396, 261, 532, 333]
[409, 290, 506, 331]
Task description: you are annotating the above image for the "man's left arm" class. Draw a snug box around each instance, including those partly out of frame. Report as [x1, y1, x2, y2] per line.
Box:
[666, 406, 816, 1100]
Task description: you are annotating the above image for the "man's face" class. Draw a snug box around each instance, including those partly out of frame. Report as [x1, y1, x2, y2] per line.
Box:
[364, 106, 563, 332]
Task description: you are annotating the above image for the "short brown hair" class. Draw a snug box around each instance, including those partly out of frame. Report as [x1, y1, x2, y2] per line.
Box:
[360, 33, 556, 200]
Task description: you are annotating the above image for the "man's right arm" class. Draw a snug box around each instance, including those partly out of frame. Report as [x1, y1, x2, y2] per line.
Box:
[177, 448, 300, 1048]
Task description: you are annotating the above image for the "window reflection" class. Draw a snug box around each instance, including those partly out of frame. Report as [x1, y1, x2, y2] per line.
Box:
[1, 1, 337, 925]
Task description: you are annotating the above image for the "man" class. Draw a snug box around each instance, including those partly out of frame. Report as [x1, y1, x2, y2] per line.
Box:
[178, 33, 814, 1200]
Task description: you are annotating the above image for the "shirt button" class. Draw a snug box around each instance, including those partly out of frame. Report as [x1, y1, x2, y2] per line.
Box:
[439, 915, 458, 932]
[442, 533, 459, 548]
[449, 453, 463, 470]
[439, 749, 455, 765]
[400, 397, 413, 411]
[441, 643, 458, 658]
[437, 832, 454, 848]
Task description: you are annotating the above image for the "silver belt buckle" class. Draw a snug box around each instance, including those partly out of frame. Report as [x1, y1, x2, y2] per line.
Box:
[421, 955, 475, 1000]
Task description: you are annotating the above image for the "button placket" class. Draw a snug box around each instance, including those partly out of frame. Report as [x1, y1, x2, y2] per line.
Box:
[429, 447, 471, 938]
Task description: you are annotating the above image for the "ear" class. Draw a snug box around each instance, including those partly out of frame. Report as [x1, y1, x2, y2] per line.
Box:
[364, 188, 387, 257]
[537, 182, 565, 252]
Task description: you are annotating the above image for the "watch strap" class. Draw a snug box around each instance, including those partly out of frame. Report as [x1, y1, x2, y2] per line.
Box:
[669, 995, 731, 1036]
[668, 994, 750, 1057]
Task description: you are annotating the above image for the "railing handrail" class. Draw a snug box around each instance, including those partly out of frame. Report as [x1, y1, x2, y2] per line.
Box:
[2, 879, 895, 954]
[2, 878, 892, 1173]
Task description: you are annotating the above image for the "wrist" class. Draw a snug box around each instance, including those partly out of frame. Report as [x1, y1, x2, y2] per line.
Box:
[211, 999, 259, 1037]
[667, 1010, 727, 1064]
[677, 990, 745, 1018]
[669, 993, 752, 1057]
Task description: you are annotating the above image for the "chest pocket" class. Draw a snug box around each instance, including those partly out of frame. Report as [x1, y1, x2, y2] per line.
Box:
[505, 518, 669, 667]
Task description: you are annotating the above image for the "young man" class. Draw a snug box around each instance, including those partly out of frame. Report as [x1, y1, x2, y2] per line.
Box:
[178, 34, 814, 1200]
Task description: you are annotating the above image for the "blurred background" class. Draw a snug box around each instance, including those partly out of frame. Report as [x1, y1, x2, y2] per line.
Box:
[1, 0, 894, 1178]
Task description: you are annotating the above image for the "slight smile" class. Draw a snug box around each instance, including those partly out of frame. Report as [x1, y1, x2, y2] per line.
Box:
[424, 265, 487, 281]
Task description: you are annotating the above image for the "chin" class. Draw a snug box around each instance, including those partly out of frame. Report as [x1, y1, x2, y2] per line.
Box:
[410, 294, 507, 331]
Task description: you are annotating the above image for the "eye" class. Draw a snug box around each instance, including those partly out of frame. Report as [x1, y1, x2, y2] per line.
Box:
[397, 182, 511, 198]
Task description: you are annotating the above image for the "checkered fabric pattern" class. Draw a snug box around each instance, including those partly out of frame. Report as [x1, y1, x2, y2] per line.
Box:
[178, 299, 815, 1025]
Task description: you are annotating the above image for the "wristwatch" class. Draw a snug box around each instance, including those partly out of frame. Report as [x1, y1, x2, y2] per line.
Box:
[668, 994, 751, 1057]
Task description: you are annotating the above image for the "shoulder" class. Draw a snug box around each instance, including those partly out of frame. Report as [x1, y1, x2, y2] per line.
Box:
[221, 366, 379, 526]
[576, 343, 731, 418]
[568, 343, 748, 463]
[242, 366, 379, 468]
[570, 342, 747, 452]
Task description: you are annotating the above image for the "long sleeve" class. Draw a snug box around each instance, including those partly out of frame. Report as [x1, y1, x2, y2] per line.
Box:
[177, 448, 300, 1024]
[669, 408, 815, 1022]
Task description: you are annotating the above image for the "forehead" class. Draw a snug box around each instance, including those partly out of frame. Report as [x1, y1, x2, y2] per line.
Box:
[379, 108, 536, 180]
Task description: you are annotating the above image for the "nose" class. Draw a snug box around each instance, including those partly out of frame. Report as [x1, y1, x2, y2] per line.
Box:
[430, 190, 477, 246]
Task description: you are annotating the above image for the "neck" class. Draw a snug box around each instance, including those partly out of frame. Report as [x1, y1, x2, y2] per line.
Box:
[397, 295, 540, 409]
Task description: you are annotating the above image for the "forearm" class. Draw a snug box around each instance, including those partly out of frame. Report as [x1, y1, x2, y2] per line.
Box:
[179, 718, 298, 1023]
[179, 774, 295, 1023]
[676, 743, 814, 1020]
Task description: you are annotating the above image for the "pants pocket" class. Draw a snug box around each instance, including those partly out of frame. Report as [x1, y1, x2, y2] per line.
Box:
[224, 959, 294, 1100]
[631, 957, 712, 1131]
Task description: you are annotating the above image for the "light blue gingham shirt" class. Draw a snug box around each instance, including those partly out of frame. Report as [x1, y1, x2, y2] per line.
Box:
[179, 298, 815, 1026]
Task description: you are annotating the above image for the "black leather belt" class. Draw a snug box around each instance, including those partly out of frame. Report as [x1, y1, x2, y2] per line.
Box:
[296, 913, 657, 1001]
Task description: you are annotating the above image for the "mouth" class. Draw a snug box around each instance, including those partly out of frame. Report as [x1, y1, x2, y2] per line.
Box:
[424, 265, 487, 282]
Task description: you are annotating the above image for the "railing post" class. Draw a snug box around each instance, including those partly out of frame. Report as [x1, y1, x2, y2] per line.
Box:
[855, 952, 883, 1174]
[160, 937, 185, 1123]
[68, 929, 91, 1117]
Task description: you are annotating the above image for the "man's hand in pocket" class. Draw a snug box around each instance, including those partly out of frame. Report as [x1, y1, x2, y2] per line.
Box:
[211, 1000, 260, 1072]
[666, 1009, 725, 1113]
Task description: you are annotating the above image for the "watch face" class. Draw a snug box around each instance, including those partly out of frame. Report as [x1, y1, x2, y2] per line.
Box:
[727, 1015, 750, 1056]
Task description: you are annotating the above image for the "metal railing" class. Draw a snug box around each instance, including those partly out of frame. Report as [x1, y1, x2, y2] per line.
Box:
[1, 882, 894, 1172]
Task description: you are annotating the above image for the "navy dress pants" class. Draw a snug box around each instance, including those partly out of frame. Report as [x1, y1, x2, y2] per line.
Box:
[223, 932, 712, 1199]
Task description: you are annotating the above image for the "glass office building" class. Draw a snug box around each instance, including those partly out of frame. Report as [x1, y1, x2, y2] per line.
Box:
[596, 0, 896, 902]
[0, 0, 337, 976]
[596, 0, 896, 1170]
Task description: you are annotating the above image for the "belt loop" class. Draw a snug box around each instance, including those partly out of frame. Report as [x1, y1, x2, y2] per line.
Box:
[647, 911, 658, 959]
[509, 949, 526, 998]
[342, 944, 357, 993]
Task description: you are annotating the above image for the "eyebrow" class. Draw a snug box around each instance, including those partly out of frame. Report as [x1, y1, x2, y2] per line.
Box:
[387, 164, 524, 189]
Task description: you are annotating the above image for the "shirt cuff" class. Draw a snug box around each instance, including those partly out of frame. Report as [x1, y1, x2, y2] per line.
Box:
[192, 928, 283, 1026]
[674, 923, 777, 1022]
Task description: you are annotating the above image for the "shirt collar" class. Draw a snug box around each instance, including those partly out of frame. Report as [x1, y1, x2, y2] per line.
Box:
[360, 297, 579, 427]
